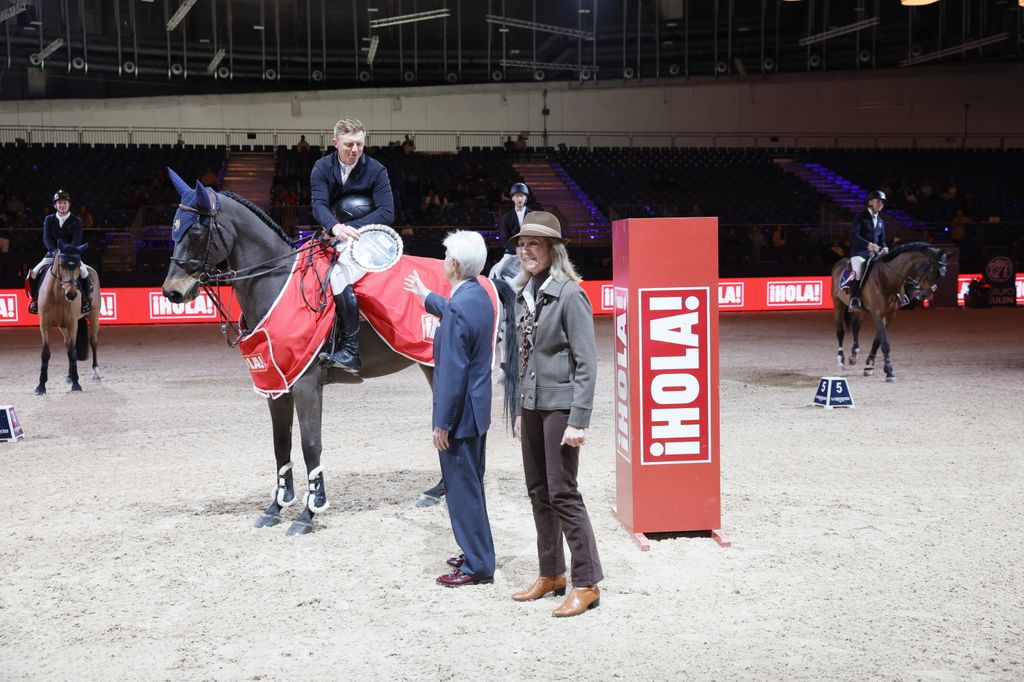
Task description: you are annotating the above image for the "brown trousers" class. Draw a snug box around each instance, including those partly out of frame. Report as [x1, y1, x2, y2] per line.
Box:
[520, 408, 603, 586]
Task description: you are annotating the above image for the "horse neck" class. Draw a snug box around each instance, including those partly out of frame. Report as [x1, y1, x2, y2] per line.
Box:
[221, 207, 296, 324]
[878, 251, 926, 290]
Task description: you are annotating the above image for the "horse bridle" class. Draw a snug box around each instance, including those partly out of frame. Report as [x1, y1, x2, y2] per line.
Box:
[171, 191, 332, 348]
[49, 254, 80, 287]
[903, 253, 947, 300]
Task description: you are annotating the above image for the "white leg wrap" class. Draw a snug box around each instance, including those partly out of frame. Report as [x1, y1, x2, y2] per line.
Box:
[304, 465, 330, 513]
[276, 462, 296, 507]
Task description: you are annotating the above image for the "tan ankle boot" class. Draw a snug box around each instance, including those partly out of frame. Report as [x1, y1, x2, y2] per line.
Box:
[511, 575, 567, 602]
[552, 586, 600, 617]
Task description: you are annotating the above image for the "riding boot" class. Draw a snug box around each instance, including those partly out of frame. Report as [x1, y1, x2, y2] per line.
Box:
[849, 280, 862, 310]
[319, 285, 361, 373]
[27, 276, 39, 315]
[78, 275, 92, 314]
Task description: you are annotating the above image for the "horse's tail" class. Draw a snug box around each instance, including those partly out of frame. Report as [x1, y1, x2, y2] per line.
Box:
[76, 318, 90, 361]
[493, 279, 519, 430]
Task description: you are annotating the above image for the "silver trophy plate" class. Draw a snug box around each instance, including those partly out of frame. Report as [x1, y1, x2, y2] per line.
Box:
[349, 224, 403, 272]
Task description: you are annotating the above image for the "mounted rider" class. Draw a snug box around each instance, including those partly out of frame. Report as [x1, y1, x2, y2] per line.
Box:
[848, 189, 889, 310]
[27, 189, 92, 314]
[489, 182, 531, 280]
[310, 117, 395, 374]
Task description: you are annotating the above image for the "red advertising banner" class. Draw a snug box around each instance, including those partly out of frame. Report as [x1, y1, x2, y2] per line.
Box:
[1, 274, 1019, 327]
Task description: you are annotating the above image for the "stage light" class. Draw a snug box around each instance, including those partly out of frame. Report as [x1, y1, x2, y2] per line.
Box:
[900, 0, 940, 5]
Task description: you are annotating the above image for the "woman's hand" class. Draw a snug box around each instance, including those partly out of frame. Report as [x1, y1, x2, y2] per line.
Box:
[561, 426, 586, 448]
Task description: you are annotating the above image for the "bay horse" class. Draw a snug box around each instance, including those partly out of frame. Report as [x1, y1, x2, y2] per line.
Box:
[34, 242, 101, 395]
[161, 171, 513, 535]
[831, 242, 948, 382]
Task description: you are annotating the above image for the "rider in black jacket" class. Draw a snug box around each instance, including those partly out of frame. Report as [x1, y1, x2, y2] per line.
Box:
[848, 190, 889, 310]
[28, 190, 91, 314]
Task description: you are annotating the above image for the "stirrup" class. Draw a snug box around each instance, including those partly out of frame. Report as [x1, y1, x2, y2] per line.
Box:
[849, 297, 862, 310]
[28, 299, 38, 314]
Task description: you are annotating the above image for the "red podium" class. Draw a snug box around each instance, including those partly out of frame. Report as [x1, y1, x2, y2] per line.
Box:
[611, 218, 726, 549]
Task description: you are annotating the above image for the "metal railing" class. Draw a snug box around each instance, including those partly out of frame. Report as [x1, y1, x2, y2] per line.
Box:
[3, 125, 1023, 151]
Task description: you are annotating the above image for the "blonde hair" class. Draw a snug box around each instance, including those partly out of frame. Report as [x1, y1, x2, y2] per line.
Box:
[513, 239, 582, 289]
[333, 118, 365, 138]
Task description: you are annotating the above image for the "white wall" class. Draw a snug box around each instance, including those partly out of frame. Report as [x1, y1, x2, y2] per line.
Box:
[2, 63, 1022, 145]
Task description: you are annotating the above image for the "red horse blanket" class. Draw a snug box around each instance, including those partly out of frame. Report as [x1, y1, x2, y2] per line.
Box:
[237, 252, 499, 398]
[237, 246, 336, 399]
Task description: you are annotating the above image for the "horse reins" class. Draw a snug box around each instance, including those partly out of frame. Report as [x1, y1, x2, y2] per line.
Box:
[172, 197, 335, 347]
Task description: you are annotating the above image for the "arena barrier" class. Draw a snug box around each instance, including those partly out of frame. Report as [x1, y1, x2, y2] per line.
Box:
[0, 274, 1020, 327]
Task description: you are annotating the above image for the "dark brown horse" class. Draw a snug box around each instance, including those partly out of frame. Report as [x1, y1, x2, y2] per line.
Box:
[831, 242, 948, 382]
[34, 242, 101, 395]
[161, 171, 513, 535]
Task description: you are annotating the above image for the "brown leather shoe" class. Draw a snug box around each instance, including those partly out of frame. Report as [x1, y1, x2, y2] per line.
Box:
[436, 568, 493, 588]
[552, 586, 600, 617]
[446, 554, 465, 569]
[511, 575, 567, 602]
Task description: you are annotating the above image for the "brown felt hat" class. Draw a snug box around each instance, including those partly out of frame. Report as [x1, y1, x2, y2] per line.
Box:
[508, 210, 569, 247]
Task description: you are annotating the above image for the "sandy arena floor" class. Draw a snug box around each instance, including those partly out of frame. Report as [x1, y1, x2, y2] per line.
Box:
[1, 307, 1022, 681]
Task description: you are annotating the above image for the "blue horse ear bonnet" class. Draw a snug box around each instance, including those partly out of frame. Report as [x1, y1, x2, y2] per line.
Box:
[168, 167, 219, 242]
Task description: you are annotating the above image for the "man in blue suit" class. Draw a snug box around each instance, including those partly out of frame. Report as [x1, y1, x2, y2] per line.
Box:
[404, 231, 497, 587]
[311, 117, 395, 373]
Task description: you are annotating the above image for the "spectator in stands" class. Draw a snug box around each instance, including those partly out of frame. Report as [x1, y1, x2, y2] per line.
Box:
[848, 190, 889, 311]
[6, 193, 25, 221]
[402, 135, 416, 155]
[78, 205, 95, 230]
[941, 179, 958, 202]
[17, 261, 31, 279]
[829, 239, 846, 262]
[295, 134, 311, 158]
[27, 189, 92, 314]
[515, 133, 529, 161]
[920, 179, 934, 200]
[200, 167, 219, 190]
[504, 136, 516, 156]
[311, 117, 395, 374]
[485, 179, 502, 207]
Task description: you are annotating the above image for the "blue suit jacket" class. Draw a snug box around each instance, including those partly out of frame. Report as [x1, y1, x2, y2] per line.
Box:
[310, 152, 395, 229]
[850, 210, 887, 259]
[425, 278, 495, 439]
[42, 212, 84, 255]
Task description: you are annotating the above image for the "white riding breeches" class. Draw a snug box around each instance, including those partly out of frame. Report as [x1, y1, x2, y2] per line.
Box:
[32, 256, 87, 279]
[328, 241, 367, 294]
[850, 256, 866, 279]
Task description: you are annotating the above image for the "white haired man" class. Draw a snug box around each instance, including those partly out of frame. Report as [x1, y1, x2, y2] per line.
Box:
[404, 231, 497, 587]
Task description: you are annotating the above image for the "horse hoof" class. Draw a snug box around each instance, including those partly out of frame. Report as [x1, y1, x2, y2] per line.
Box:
[71, 384, 83, 392]
[863, 369, 873, 376]
[414, 494, 442, 508]
[886, 376, 896, 383]
[34, 386, 46, 396]
[255, 512, 284, 528]
[286, 520, 315, 536]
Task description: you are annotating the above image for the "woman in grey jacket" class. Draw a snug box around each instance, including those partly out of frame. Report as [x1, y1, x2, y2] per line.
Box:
[508, 211, 603, 618]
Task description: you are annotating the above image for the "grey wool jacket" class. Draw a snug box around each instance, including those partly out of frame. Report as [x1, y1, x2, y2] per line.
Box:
[514, 277, 597, 428]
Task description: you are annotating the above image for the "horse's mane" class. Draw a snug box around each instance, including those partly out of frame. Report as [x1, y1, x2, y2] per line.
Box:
[221, 190, 295, 247]
[880, 241, 938, 262]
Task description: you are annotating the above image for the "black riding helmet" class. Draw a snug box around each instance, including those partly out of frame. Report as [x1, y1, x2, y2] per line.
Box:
[868, 190, 887, 202]
[509, 182, 529, 197]
[53, 189, 71, 204]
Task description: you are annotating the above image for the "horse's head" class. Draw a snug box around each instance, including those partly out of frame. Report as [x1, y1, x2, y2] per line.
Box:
[54, 240, 87, 301]
[162, 167, 230, 303]
[898, 245, 949, 302]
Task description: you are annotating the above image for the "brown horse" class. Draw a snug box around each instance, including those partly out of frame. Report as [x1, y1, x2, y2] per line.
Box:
[34, 242, 101, 395]
[831, 242, 948, 382]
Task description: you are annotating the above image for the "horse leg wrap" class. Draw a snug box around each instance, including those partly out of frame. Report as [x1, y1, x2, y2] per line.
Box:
[304, 465, 330, 513]
[276, 462, 296, 507]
